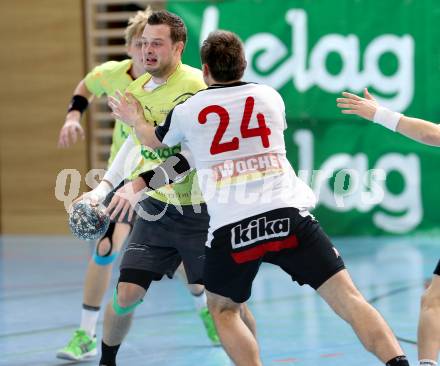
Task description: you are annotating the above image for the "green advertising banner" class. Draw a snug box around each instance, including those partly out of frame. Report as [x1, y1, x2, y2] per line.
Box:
[167, 0, 440, 236]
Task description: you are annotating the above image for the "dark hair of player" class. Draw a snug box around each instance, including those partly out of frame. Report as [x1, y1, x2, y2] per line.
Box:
[200, 30, 247, 82]
[147, 10, 187, 47]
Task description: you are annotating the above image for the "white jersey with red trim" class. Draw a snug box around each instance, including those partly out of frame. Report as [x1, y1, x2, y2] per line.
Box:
[155, 82, 316, 238]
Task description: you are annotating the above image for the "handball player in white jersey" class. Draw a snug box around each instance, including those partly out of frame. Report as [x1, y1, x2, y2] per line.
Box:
[108, 30, 411, 366]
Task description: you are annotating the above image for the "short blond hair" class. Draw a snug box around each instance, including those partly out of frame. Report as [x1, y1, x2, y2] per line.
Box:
[124, 7, 152, 45]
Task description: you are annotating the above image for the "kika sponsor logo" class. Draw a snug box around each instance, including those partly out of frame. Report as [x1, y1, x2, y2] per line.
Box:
[231, 217, 290, 249]
[212, 153, 283, 183]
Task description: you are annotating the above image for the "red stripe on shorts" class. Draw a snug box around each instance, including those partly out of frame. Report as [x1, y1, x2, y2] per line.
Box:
[231, 235, 298, 264]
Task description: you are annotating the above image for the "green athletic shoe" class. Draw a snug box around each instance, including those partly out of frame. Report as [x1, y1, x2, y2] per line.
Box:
[56, 329, 97, 361]
[199, 307, 220, 345]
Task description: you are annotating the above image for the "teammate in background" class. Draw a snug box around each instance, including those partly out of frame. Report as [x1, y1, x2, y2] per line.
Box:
[110, 30, 411, 366]
[55, 9, 150, 361]
[337, 88, 440, 366]
[56, 8, 218, 361]
[75, 10, 224, 366]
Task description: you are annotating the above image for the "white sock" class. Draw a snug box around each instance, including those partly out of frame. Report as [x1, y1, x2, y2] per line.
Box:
[192, 290, 207, 312]
[80, 308, 100, 337]
[419, 360, 438, 366]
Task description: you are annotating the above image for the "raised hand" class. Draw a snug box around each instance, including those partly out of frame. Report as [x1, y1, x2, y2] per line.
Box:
[336, 88, 379, 121]
[108, 90, 144, 127]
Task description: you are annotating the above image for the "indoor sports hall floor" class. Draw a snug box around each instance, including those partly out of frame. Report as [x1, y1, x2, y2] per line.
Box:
[1, 234, 436, 366]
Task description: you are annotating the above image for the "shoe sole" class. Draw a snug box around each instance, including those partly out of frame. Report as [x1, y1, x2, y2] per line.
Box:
[56, 349, 97, 361]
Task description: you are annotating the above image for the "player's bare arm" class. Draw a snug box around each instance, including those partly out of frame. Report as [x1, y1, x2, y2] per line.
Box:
[337, 88, 440, 146]
[397, 117, 440, 146]
[58, 79, 92, 148]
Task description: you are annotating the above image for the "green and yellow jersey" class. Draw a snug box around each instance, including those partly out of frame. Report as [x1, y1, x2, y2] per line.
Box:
[84, 59, 134, 166]
[126, 63, 206, 206]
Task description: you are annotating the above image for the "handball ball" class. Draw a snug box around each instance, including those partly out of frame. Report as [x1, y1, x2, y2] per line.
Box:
[68, 201, 110, 241]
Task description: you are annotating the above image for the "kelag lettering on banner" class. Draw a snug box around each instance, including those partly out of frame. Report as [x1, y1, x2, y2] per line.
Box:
[167, 0, 440, 235]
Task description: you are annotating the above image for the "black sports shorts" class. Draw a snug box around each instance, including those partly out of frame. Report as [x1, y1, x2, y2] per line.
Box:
[204, 207, 345, 303]
[120, 196, 209, 284]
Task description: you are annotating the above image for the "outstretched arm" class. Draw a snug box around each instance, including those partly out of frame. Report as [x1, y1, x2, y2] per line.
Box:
[337, 88, 440, 146]
[58, 80, 92, 148]
[396, 117, 440, 146]
[74, 135, 142, 207]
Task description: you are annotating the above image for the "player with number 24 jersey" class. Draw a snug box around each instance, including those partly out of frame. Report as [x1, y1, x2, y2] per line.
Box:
[111, 30, 410, 366]
[155, 81, 316, 237]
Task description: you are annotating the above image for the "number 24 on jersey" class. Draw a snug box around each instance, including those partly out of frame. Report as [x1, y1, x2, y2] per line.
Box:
[198, 96, 271, 155]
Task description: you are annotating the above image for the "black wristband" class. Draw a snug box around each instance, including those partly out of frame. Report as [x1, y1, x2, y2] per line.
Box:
[67, 95, 89, 114]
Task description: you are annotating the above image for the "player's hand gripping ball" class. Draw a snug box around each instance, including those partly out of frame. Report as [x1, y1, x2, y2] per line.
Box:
[68, 201, 110, 241]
